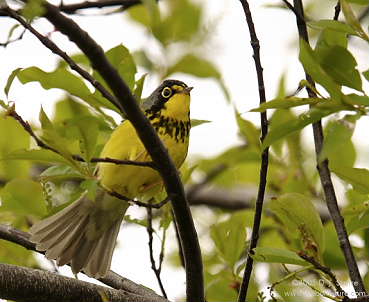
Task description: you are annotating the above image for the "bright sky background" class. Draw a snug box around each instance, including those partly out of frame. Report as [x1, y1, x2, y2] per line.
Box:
[1, 0, 369, 300]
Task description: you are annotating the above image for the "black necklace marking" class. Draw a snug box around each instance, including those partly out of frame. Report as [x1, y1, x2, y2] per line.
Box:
[145, 110, 191, 143]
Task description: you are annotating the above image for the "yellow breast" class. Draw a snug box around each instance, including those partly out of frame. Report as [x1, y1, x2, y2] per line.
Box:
[98, 115, 190, 199]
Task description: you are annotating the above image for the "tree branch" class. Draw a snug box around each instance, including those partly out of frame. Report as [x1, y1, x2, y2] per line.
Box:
[0, 263, 169, 302]
[237, 1, 269, 301]
[291, 0, 367, 296]
[59, 0, 143, 14]
[38, 3, 203, 301]
[0, 224, 168, 301]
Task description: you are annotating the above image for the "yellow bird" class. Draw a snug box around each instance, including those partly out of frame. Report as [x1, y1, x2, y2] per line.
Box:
[30, 79, 193, 278]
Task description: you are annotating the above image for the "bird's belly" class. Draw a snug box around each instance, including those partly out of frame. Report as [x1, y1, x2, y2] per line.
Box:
[99, 132, 189, 199]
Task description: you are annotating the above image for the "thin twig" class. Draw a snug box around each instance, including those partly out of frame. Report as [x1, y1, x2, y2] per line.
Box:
[237, 1, 269, 301]
[158, 227, 166, 274]
[6, 105, 59, 154]
[4, 8, 121, 112]
[291, 0, 367, 296]
[298, 252, 346, 296]
[108, 190, 170, 209]
[0, 28, 26, 47]
[147, 202, 168, 298]
[59, 0, 144, 14]
[41, 3, 203, 301]
[281, 0, 304, 22]
[334, 1, 341, 20]
[90, 157, 155, 169]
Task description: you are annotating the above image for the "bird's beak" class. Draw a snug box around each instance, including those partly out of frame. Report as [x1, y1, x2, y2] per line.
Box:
[183, 86, 194, 95]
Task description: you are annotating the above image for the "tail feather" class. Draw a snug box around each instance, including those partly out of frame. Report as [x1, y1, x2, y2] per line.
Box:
[29, 193, 128, 278]
[84, 216, 123, 278]
[30, 199, 85, 236]
[46, 215, 89, 261]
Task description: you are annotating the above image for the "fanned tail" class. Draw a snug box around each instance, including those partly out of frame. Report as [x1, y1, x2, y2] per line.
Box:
[30, 193, 127, 278]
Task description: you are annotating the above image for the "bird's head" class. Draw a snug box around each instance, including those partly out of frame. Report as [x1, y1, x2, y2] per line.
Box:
[144, 79, 193, 120]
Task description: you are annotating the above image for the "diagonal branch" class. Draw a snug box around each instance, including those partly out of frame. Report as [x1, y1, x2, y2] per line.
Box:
[237, 1, 269, 301]
[0, 224, 168, 301]
[0, 263, 168, 302]
[291, 0, 367, 296]
[59, 0, 143, 14]
[37, 3, 204, 302]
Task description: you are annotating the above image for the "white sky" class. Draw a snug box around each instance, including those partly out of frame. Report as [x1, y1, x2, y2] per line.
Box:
[1, 0, 369, 301]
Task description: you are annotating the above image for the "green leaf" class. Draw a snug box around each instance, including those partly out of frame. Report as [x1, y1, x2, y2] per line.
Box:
[40, 165, 83, 181]
[363, 69, 369, 82]
[124, 215, 148, 227]
[4, 68, 21, 98]
[0, 99, 8, 110]
[168, 54, 220, 78]
[235, 113, 260, 147]
[341, 0, 369, 41]
[191, 119, 211, 127]
[251, 97, 321, 112]
[0, 115, 31, 179]
[252, 247, 308, 266]
[156, 0, 202, 44]
[319, 46, 362, 91]
[347, 209, 369, 234]
[0, 178, 46, 217]
[73, 116, 99, 163]
[98, 44, 137, 91]
[344, 93, 369, 106]
[21, 0, 45, 19]
[346, 0, 369, 4]
[128, 4, 151, 28]
[38, 108, 80, 170]
[133, 74, 147, 101]
[308, 20, 357, 36]
[0, 240, 38, 267]
[133, 50, 154, 71]
[262, 106, 339, 150]
[166, 54, 230, 100]
[320, 118, 356, 167]
[205, 270, 239, 302]
[18, 66, 91, 98]
[210, 211, 248, 268]
[80, 179, 99, 200]
[315, 28, 348, 56]
[17, 67, 118, 113]
[323, 222, 346, 268]
[2, 149, 69, 165]
[331, 166, 369, 194]
[299, 39, 342, 100]
[269, 193, 325, 259]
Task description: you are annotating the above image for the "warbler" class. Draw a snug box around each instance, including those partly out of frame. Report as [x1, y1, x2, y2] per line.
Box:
[30, 79, 192, 278]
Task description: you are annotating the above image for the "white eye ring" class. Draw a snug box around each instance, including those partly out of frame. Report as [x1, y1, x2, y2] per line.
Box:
[161, 87, 172, 98]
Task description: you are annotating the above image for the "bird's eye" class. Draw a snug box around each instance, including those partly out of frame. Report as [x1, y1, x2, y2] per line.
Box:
[161, 87, 172, 98]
